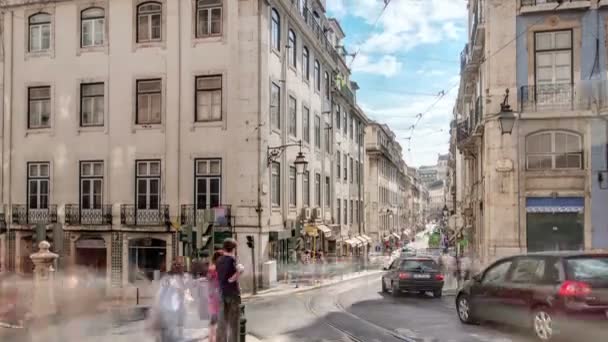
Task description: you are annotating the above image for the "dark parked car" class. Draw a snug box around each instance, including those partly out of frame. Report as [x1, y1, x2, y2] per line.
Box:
[455, 252, 608, 341]
[382, 257, 444, 298]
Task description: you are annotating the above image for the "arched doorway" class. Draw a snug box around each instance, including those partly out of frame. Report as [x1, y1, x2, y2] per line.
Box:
[128, 237, 166, 283]
[75, 236, 107, 278]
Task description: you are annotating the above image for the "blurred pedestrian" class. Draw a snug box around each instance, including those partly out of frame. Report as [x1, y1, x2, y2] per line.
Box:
[216, 239, 244, 342]
[149, 261, 187, 342]
[198, 250, 223, 342]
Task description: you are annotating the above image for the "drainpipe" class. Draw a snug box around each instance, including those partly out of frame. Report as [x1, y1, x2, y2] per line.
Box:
[4, 11, 14, 242]
[177, 0, 183, 235]
[256, 0, 265, 293]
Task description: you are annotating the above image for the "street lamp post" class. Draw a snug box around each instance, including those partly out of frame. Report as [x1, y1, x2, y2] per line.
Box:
[498, 88, 516, 135]
[267, 140, 309, 174]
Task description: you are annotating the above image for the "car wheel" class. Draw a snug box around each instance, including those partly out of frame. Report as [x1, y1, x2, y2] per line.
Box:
[456, 294, 477, 324]
[433, 289, 442, 298]
[391, 281, 400, 297]
[532, 308, 555, 341]
[381, 278, 388, 293]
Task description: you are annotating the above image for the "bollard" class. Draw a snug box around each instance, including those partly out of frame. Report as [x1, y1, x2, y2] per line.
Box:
[239, 304, 247, 342]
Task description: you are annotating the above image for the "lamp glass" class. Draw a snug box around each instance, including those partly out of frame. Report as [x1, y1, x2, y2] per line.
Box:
[498, 111, 516, 135]
[294, 152, 308, 175]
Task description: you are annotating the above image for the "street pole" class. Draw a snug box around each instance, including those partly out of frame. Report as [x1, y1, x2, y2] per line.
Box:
[251, 245, 257, 295]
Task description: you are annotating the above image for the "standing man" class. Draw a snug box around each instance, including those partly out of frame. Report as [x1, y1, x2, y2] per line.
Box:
[216, 238, 244, 342]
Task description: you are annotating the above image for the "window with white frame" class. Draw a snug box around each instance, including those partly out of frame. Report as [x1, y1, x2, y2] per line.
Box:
[289, 166, 296, 206]
[81, 83, 104, 127]
[302, 46, 310, 80]
[303, 170, 310, 206]
[137, 2, 162, 43]
[302, 106, 310, 143]
[526, 131, 582, 170]
[271, 82, 281, 130]
[28, 162, 50, 210]
[196, 0, 222, 38]
[534, 30, 572, 105]
[288, 29, 297, 68]
[314, 115, 321, 148]
[81, 7, 105, 47]
[28, 86, 51, 129]
[289, 96, 297, 137]
[29, 13, 51, 52]
[136, 79, 162, 124]
[315, 173, 321, 207]
[271, 162, 281, 206]
[196, 75, 222, 122]
[80, 161, 103, 210]
[337, 199, 341, 224]
[325, 176, 330, 207]
[314, 60, 321, 91]
[136, 160, 161, 210]
[271, 8, 280, 51]
[195, 159, 221, 209]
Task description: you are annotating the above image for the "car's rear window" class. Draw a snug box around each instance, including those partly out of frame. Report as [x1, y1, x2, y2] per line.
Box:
[400, 259, 438, 271]
[565, 257, 608, 281]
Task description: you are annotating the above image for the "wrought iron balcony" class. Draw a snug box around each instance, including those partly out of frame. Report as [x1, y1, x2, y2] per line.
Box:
[521, 0, 586, 6]
[65, 204, 112, 226]
[519, 83, 596, 112]
[120, 204, 169, 226]
[12, 205, 58, 225]
[180, 204, 232, 227]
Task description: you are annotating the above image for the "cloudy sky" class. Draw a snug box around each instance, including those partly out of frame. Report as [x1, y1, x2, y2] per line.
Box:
[326, 0, 467, 167]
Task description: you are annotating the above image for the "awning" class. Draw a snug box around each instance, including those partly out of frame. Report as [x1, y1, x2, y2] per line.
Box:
[526, 197, 584, 213]
[392, 232, 401, 239]
[304, 224, 319, 237]
[360, 234, 373, 243]
[345, 238, 362, 247]
[355, 236, 368, 245]
[317, 225, 332, 238]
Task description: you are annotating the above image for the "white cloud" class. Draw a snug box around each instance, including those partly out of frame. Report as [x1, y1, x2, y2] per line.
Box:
[326, 0, 347, 18]
[345, 0, 467, 53]
[351, 54, 402, 77]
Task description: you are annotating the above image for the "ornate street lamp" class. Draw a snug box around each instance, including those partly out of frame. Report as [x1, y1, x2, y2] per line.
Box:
[267, 140, 308, 175]
[498, 88, 516, 135]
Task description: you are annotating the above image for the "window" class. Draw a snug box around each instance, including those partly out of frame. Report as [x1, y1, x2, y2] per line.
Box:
[482, 260, 513, 285]
[314, 115, 321, 148]
[137, 2, 162, 43]
[196, 75, 222, 122]
[314, 60, 321, 91]
[350, 157, 354, 183]
[28, 86, 51, 129]
[303, 171, 310, 206]
[195, 159, 221, 209]
[136, 160, 161, 210]
[81, 8, 105, 47]
[534, 30, 572, 107]
[289, 96, 297, 136]
[343, 199, 347, 225]
[354, 201, 358, 225]
[324, 71, 330, 100]
[289, 166, 296, 206]
[355, 120, 360, 144]
[315, 173, 321, 206]
[288, 29, 297, 68]
[302, 106, 310, 143]
[196, 0, 222, 38]
[343, 154, 347, 181]
[350, 199, 353, 224]
[349, 112, 354, 139]
[325, 123, 331, 153]
[335, 105, 341, 130]
[337, 199, 341, 224]
[302, 46, 310, 80]
[136, 79, 162, 124]
[271, 162, 280, 206]
[526, 131, 582, 170]
[271, 82, 281, 130]
[337, 151, 341, 179]
[510, 258, 546, 284]
[325, 176, 330, 207]
[80, 83, 104, 127]
[271, 8, 280, 51]
[80, 161, 103, 210]
[29, 13, 51, 52]
[342, 110, 347, 134]
[354, 159, 358, 184]
[28, 162, 50, 210]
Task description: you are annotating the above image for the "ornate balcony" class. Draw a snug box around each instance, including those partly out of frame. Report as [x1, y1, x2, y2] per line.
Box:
[519, 82, 595, 112]
[180, 205, 232, 227]
[65, 204, 112, 226]
[12, 205, 57, 225]
[120, 204, 169, 227]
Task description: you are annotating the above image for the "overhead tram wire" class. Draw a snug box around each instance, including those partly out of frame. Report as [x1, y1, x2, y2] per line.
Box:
[348, 0, 392, 69]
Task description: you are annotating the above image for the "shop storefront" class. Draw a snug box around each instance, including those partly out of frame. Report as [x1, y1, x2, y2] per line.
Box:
[526, 197, 584, 252]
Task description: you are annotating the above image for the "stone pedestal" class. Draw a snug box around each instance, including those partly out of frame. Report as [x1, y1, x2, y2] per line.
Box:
[29, 241, 59, 342]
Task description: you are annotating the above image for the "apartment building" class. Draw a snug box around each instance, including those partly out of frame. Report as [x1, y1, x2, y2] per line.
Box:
[0, 0, 367, 292]
[365, 122, 408, 250]
[454, 0, 608, 264]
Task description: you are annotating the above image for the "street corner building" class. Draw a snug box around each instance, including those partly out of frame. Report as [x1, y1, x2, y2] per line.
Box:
[451, 0, 608, 266]
[0, 0, 434, 295]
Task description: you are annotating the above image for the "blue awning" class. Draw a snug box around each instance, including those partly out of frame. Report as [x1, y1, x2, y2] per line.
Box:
[526, 197, 584, 213]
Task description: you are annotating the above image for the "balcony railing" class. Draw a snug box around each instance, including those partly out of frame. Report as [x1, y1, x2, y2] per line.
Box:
[339, 84, 355, 104]
[521, 0, 586, 6]
[519, 82, 598, 112]
[120, 204, 169, 226]
[65, 204, 112, 226]
[288, 4, 341, 64]
[457, 121, 470, 144]
[180, 204, 232, 227]
[12, 205, 58, 225]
